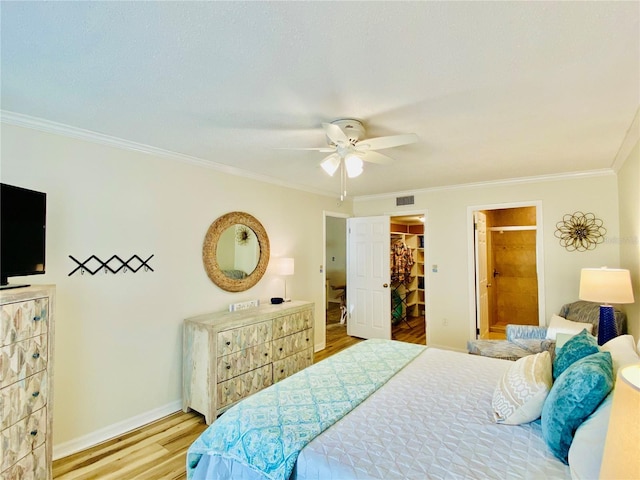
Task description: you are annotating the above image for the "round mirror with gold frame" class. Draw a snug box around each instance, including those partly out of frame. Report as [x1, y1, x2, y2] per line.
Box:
[202, 212, 270, 292]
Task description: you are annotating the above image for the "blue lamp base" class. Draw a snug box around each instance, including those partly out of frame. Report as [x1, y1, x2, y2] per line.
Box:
[597, 305, 618, 346]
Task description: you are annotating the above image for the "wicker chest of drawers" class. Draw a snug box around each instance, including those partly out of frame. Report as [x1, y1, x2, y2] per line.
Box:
[0, 285, 55, 480]
[182, 301, 314, 424]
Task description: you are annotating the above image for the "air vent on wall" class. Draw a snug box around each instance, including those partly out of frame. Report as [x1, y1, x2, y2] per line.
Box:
[396, 195, 415, 206]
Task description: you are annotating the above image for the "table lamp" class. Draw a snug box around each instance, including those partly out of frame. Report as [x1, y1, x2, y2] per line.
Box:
[274, 257, 294, 302]
[600, 364, 640, 479]
[578, 267, 634, 345]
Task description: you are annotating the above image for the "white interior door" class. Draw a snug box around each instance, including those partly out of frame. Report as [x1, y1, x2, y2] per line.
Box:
[474, 211, 489, 339]
[347, 216, 391, 340]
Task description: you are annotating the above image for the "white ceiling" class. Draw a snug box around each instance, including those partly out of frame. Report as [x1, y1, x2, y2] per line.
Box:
[2, 1, 638, 199]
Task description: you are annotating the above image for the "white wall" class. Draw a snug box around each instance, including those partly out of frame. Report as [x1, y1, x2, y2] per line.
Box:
[617, 117, 640, 338]
[0, 123, 350, 455]
[354, 174, 621, 351]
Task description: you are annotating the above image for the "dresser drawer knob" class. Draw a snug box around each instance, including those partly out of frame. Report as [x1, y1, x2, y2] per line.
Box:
[280, 369, 284, 373]
[32, 352, 40, 359]
[226, 341, 231, 346]
[30, 429, 38, 436]
[279, 347, 283, 351]
[226, 365, 231, 370]
[32, 391, 40, 398]
[33, 316, 42, 321]
[264, 353, 268, 356]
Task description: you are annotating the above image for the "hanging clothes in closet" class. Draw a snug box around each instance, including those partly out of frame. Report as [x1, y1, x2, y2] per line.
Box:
[391, 240, 414, 284]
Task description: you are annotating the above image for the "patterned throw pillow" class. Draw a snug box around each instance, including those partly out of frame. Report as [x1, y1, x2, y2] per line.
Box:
[553, 329, 599, 380]
[492, 351, 553, 425]
[542, 352, 614, 464]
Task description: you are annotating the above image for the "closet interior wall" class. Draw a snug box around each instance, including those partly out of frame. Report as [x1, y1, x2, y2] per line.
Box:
[390, 218, 425, 326]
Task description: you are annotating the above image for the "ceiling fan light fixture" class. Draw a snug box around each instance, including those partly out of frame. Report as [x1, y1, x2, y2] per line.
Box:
[345, 154, 363, 178]
[320, 156, 340, 176]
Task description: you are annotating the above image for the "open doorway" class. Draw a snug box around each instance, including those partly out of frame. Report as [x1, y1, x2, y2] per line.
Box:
[472, 205, 544, 340]
[324, 213, 349, 346]
[323, 212, 427, 354]
[390, 214, 427, 344]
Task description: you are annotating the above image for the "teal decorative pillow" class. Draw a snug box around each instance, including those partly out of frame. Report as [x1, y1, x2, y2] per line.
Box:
[553, 329, 599, 380]
[541, 352, 614, 464]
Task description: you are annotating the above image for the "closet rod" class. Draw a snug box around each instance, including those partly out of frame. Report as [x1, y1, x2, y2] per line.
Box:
[488, 226, 536, 232]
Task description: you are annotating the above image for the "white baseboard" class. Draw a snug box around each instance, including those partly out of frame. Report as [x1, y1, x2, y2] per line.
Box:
[314, 341, 326, 352]
[52, 400, 183, 460]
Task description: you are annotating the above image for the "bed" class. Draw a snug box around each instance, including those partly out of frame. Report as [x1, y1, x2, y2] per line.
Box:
[187, 337, 624, 480]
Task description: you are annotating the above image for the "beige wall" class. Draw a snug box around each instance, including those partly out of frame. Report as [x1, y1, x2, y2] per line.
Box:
[2, 117, 633, 457]
[617, 122, 640, 338]
[1, 123, 350, 455]
[354, 174, 621, 351]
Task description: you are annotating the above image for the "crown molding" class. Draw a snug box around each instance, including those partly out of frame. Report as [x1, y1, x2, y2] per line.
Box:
[0, 110, 334, 198]
[1, 110, 621, 203]
[353, 168, 616, 202]
[611, 106, 640, 173]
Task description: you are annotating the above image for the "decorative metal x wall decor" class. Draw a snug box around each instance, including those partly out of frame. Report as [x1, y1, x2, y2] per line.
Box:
[68, 254, 154, 276]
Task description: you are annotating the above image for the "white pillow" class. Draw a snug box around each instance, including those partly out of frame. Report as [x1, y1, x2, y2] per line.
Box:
[545, 314, 593, 340]
[567, 392, 613, 480]
[492, 351, 552, 425]
[601, 335, 640, 376]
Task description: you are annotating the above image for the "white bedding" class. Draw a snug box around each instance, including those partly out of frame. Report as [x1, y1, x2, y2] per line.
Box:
[294, 348, 570, 480]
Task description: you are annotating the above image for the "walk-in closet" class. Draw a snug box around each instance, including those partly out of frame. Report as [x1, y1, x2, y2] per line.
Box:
[390, 215, 426, 341]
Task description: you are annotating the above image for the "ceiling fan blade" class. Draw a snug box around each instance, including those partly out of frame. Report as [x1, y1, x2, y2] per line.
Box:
[356, 133, 418, 151]
[322, 122, 349, 147]
[360, 150, 395, 165]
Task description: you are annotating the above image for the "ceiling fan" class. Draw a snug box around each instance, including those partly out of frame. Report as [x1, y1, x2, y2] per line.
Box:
[288, 119, 418, 200]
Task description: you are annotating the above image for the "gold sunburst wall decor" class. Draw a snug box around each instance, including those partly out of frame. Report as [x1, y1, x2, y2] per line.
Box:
[554, 212, 606, 251]
[236, 225, 251, 245]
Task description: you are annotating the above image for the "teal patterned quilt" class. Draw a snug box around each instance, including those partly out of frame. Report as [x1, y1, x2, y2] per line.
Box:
[186, 339, 425, 480]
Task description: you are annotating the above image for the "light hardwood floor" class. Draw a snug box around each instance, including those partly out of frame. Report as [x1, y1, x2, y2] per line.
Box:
[53, 308, 426, 479]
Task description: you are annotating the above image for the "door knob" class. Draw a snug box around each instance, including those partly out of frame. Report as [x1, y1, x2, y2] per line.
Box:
[383, 283, 389, 288]
[487, 283, 492, 287]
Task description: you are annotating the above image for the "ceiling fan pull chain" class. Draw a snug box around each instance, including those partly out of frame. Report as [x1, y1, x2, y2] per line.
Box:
[340, 159, 347, 201]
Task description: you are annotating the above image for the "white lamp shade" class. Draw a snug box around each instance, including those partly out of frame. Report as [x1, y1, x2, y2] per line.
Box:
[578, 267, 634, 304]
[274, 257, 294, 276]
[320, 156, 340, 176]
[600, 364, 640, 479]
[345, 154, 363, 178]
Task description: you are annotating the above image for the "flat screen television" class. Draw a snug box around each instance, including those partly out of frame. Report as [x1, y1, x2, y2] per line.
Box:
[0, 183, 47, 288]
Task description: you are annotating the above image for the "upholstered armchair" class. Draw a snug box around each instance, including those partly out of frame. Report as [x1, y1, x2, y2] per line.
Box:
[467, 301, 627, 361]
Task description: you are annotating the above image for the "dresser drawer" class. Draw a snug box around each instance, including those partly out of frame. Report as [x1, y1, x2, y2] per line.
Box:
[0, 371, 48, 430]
[273, 347, 314, 383]
[217, 343, 271, 383]
[0, 443, 47, 480]
[0, 407, 47, 472]
[273, 310, 313, 339]
[0, 298, 48, 348]
[217, 365, 272, 410]
[0, 335, 48, 389]
[217, 321, 272, 356]
[272, 329, 313, 361]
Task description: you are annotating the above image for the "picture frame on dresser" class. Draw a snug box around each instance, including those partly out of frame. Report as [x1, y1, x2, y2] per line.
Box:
[1, 285, 55, 480]
[182, 301, 314, 424]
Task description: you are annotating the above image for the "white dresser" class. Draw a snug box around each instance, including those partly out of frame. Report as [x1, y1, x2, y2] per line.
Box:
[183, 301, 314, 424]
[0, 285, 55, 480]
